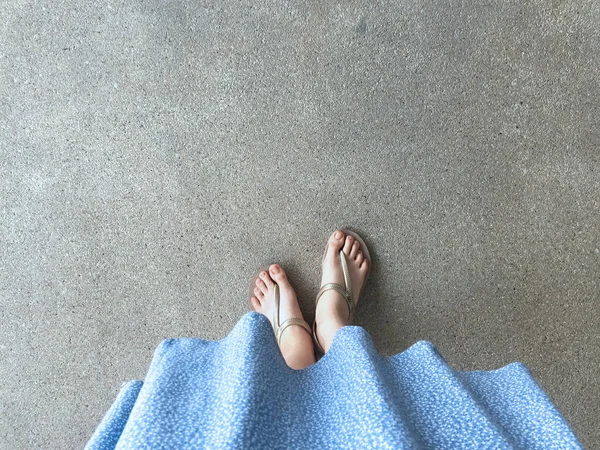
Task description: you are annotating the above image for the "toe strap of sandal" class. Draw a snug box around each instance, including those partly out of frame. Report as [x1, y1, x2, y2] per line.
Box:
[272, 284, 311, 345]
[276, 318, 311, 346]
[312, 246, 355, 353]
[313, 250, 355, 355]
[315, 249, 354, 322]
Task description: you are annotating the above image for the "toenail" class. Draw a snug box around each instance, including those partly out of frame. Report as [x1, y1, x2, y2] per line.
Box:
[272, 265, 279, 273]
[335, 231, 342, 239]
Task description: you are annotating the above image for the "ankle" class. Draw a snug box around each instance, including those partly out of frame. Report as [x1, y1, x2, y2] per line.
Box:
[279, 326, 312, 354]
[279, 326, 315, 369]
[315, 317, 346, 353]
[316, 295, 350, 326]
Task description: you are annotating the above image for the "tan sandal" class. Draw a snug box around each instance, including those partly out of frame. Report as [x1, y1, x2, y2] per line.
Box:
[249, 271, 311, 347]
[313, 230, 371, 354]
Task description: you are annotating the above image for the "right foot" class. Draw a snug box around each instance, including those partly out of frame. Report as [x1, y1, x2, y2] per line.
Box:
[315, 230, 369, 352]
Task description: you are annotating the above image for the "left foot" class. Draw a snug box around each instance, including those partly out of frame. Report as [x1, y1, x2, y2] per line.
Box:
[250, 264, 315, 369]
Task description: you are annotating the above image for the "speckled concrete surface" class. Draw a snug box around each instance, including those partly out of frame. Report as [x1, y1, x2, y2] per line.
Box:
[1, 1, 599, 448]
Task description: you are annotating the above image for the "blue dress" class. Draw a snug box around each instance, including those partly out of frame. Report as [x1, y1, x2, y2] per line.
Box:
[85, 312, 581, 449]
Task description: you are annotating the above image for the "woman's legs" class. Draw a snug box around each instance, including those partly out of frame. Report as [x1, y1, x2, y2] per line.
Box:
[249, 230, 368, 366]
[314, 230, 369, 352]
[250, 264, 316, 370]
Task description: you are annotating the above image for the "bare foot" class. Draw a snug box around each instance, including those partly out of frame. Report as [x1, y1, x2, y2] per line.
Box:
[314, 230, 369, 352]
[250, 264, 315, 369]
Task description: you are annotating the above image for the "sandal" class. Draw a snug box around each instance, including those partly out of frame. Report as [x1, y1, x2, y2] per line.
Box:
[313, 230, 371, 354]
[249, 271, 311, 347]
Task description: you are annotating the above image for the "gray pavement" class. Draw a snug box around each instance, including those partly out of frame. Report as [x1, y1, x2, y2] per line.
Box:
[1, 0, 599, 448]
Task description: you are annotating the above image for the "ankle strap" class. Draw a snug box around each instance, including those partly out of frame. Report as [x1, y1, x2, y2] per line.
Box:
[315, 282, 354, 323]
[276, 318, 311, 345]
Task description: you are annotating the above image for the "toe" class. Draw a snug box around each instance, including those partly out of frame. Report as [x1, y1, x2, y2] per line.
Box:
[360, 259, 369, 272]
[343, 235, 353, 254]
[356, 251, 364, 264]
[250, 296, 261, 311]
[269, 264, 287, 283]
[350, 241, 359, 258]
[259, 271, 275, 289]
[256, 278, 268, 293]
[254, 287, 263, 298]
[328, 230, 345, 252]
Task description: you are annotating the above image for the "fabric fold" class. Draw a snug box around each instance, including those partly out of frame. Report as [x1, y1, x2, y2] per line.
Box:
[85, 380, 143, 450]
[85, 312, 582, 449]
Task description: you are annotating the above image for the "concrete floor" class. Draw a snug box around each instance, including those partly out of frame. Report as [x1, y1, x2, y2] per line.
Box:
[1, 0, 599, 448]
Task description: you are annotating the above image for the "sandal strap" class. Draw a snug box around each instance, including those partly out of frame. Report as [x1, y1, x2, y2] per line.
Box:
[276, 318, 311, 345]
[272, 283, 311, 345]
[272, 284, 281, 333]
[312, 321, 323, 354]
[339, 249, 353, 300]
[313, 282, 353, 354]
[313, 250, 355, 354]
[315, 283, 354, 321]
